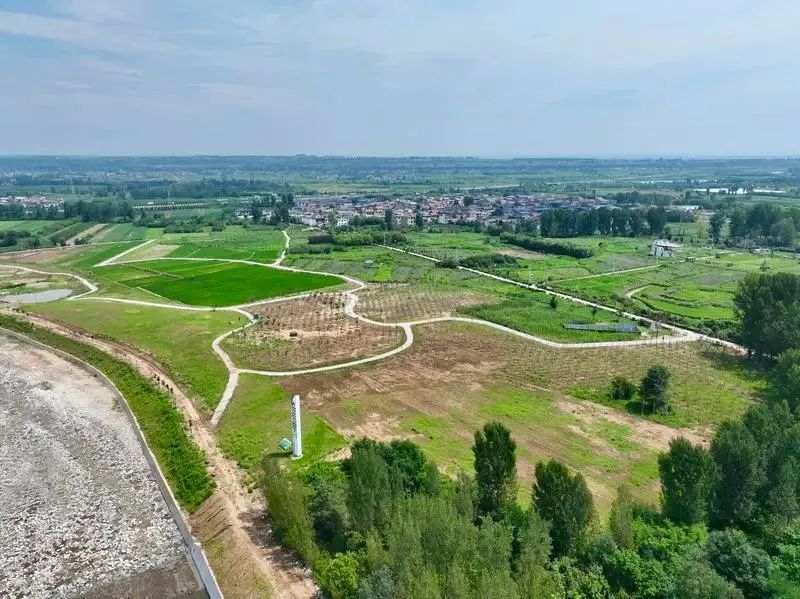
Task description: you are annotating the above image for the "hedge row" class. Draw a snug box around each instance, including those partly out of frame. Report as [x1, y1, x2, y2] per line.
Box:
[500, 232, 594, 258]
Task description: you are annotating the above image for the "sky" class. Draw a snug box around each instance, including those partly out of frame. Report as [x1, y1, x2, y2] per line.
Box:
[1, 0, 799, 156]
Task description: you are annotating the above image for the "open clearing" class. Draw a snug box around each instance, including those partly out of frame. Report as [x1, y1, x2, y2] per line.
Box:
[0, 332, 203, 598]
[95, 260, 341, 306]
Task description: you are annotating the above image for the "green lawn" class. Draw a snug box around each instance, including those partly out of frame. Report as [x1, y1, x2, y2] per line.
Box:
[26, 300, 244, 411]
[94, 260, 341, 306]
[461, 294, 643, 342]
[217, 373, 346, 471]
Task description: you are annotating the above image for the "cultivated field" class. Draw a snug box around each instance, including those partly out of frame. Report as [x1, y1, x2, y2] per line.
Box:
[94, 260, 341, 306]
[223, 293, 406, 371]
[274, 322, 757, 513]
[356, 283, 498, 322]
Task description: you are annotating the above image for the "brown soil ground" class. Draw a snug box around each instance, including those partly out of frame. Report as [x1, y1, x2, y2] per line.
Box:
[280, 321, 736, 513]
[494, 247, 547, 260]
[356, 283, 497, 322]
[224, 293, 405, 371]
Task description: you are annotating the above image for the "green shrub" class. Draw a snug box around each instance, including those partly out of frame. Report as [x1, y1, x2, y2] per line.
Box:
[610, 376, 636, 402]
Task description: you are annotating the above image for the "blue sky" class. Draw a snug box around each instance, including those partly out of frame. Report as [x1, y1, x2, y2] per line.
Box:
[1, 0, 798, 156]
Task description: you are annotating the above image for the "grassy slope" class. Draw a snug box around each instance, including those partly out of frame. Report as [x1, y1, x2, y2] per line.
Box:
[26, 300, 244, 411]
[0, 314, 214, 511]
[216, 373, 346, 471]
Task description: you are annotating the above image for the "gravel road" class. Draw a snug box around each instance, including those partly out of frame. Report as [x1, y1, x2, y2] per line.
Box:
[0, 332, 205, 598]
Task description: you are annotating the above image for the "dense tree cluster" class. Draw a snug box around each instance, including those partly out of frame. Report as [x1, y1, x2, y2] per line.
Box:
[538, 207, 668, 238]
[0, 230, 36, 248]
[333, 231, 407, 246]
[257, 382, 800, 598]
[718, 203, 800, 249]
[734, 272, 800, 357]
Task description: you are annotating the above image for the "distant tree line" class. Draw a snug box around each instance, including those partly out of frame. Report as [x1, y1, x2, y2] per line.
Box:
[713, 203, 800, 249]
[538, 207, 672, 238]
[333, 231, 407, 246]
[500, 232, 594, 258]
[436, 253, 518, 270]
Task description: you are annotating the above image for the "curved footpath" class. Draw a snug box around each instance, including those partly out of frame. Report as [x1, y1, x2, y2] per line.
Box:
[0, 231, 743, 428]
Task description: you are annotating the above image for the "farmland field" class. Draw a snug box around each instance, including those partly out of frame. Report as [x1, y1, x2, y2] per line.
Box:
[94, 260, 341, 306]
[222, 293, 406, 371]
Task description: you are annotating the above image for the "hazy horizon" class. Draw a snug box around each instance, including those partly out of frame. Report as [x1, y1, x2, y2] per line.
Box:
[2, 1, 799, 156]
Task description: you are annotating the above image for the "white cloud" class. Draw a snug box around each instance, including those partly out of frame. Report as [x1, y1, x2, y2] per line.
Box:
[0, 0, 798, 154]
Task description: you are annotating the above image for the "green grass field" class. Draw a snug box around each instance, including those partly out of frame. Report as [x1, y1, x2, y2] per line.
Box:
[94, 260, 341, 306]
[162, 227, 286, 263]
[93, 222, 150, 242]
[461, 294, 643, 342]
[27, 300, 244, 411]
[217, 373, 346, 471]
[0, 219, 73, 234]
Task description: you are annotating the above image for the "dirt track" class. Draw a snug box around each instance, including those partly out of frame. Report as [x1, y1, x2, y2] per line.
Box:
[0, 332, 203, 598]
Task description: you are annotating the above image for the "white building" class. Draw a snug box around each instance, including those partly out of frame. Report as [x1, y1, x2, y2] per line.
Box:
[650, 240, 680, 258]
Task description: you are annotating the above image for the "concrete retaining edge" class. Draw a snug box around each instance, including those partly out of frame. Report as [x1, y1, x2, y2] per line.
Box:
[0, 325, 223, 599]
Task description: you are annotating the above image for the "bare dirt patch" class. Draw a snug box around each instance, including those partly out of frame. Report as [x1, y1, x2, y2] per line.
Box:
[356, 283, 497, 322]
[0, 332, 202, 598]
[494, 247, 547, 260]
[126, 243, 180, 261]
[224, 293, 405, 371]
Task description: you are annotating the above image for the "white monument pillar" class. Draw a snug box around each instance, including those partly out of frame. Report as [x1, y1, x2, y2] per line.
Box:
[291, 394, 302, 459]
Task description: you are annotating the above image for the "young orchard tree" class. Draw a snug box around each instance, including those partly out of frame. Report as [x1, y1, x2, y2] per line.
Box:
[533, 459, 595, 557]
[658, 437, 714, 525]
[472, 422, 518, 518]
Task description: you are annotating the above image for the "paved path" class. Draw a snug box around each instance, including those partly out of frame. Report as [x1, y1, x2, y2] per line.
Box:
[625, 285, 652, 299]
[0, 231, 743, 428]
[552, 264, 660, 283]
